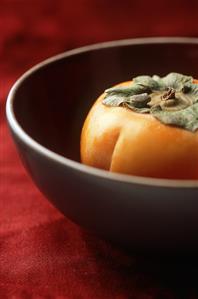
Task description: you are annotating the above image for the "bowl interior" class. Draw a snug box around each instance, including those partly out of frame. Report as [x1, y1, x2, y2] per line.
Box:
[13, 40, 198, 163]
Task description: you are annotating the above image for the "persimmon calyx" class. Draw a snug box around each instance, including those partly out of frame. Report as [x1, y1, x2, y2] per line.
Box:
[102, 72, 198, 132]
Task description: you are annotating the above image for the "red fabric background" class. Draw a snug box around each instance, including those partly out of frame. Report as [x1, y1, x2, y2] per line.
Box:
[1, 1, 198, 298]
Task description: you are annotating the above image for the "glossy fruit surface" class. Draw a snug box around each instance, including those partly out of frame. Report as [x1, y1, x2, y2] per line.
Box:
[81, 81, 198, 179]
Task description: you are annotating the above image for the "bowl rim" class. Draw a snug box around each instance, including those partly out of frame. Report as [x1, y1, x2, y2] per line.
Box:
[6, 36, 198, 188]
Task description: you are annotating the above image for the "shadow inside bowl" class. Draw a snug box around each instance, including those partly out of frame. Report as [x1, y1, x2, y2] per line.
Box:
[13, 41, 198, 163]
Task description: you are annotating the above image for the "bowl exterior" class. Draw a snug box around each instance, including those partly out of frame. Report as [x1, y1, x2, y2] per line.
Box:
[9, 128, 198, 252]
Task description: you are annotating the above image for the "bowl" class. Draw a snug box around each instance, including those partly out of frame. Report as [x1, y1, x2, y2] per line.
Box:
[6, 37, 198, 253]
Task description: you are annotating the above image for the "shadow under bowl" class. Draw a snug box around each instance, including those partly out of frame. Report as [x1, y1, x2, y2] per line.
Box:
[6, 37, 198, 253]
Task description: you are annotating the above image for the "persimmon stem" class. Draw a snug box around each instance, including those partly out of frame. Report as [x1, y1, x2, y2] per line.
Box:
[162, 88, 176, 101]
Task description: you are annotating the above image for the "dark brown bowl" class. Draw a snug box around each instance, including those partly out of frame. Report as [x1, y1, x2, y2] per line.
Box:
[6, 37, 198, 253]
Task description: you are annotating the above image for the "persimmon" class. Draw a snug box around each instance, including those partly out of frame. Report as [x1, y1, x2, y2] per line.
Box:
[81, 73, 198, 179]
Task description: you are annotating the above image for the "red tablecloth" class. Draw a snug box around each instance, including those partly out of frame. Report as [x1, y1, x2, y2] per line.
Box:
[1, 1, 198, 298]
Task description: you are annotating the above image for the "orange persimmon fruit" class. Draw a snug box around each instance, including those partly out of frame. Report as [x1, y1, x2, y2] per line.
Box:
[81, 80, 198, 179]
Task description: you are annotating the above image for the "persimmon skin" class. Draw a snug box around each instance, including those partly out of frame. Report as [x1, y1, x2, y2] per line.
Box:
[81, 81, 198, 179]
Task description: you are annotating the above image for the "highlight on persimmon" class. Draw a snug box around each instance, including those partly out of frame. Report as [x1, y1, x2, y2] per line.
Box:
[81, 73, 198, 179]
